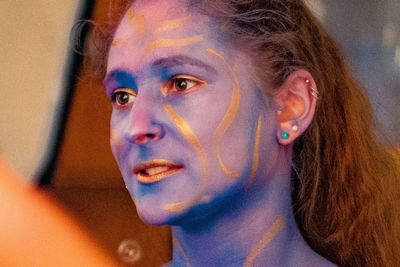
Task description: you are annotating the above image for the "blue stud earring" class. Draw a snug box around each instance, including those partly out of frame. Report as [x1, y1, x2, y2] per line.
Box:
[282, 132, 290, 139]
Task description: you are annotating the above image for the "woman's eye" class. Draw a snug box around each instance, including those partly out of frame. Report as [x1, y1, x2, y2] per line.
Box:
[111, 89, 136, 109]
[174, 78, 196, 91]
[164, 75, 206, 94]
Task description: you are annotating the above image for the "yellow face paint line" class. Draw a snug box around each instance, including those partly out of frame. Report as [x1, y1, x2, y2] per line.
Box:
[153, 16, 189, 34]
[243, 215, 286, 267]
[207, 48, 224, 60]
[126, 9, 146, 36]
[111, 39, 128, 47]
[247, 116, 262, 186]
[163, 105, 206, 161]
[110, 129, 120, 162]
[162, 105, 209, 213]
[144, 35, 204, 55]
[216, 149, 240, 178]
[207, 48, 241, 178]
[214, 80, 241, 178]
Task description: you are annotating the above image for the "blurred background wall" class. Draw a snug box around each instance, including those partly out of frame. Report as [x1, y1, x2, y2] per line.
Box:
[0, 0, 399, 183]
[0, 1, 398, 265]
[307, 0, 400, 144]
[0, 0, 80, 181]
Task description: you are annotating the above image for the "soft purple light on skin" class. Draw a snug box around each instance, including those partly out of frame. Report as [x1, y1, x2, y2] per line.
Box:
[105, 0, 275, 224]
[102, 0, 325, 266]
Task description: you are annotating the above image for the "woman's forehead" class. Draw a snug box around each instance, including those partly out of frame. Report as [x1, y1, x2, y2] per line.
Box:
[130, 0, 188, 19]
[107, 0, 227, 73]
[112, 0, 214, 45]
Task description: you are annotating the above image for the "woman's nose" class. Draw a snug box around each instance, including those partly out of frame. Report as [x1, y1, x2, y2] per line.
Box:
[125, 111, 165, 145]
[131, 124, 164, 145]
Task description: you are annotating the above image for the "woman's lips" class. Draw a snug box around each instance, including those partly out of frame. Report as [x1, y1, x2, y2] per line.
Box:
[133, 159, 183, 184]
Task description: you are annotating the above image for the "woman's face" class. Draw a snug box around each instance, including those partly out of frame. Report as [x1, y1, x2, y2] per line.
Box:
[105, 0, 279, 225]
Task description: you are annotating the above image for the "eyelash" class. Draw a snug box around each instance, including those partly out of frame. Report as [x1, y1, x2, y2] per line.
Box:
[110, 75, 206, 109]
[162, 75, 206, 95]
[111, 88, 137, 110]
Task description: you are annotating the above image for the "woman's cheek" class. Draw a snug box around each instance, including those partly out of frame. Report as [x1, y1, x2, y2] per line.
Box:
[110, 128, 121, 164]
[110, 112, 126, 164]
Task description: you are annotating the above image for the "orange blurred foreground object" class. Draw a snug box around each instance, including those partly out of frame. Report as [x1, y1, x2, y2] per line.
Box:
[0, 157, 120, 267]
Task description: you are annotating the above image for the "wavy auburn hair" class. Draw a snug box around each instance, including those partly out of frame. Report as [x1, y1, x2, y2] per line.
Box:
[87, 0, 400, 266]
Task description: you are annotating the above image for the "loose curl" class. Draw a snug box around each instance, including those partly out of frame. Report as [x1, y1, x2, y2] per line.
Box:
[87, 1, 400, 266]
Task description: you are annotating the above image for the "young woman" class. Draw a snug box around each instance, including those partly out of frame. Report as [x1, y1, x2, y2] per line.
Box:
[91, 0, 400, 266]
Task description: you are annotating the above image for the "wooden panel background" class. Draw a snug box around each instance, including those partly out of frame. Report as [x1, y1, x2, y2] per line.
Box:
[46, 1, 172, 266]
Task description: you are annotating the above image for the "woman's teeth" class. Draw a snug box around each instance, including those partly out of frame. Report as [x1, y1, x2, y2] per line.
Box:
[145, 166, 170, 176]
[134, 160, 183, 184]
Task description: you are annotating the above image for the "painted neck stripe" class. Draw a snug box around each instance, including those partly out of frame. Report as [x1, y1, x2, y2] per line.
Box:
[153, 16, 189, 34]
[163, 104, 209, 213]
[244, 215, 286, 266]
[207, 48, 241, 178]
[172, 235, 191, 266]
[144, 35, 204, 55]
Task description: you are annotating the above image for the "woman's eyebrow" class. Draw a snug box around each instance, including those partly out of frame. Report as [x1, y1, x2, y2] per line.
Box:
[104, 56, 217, 89]
[151, 55, 217, 74]
[104, 69, 138, 90]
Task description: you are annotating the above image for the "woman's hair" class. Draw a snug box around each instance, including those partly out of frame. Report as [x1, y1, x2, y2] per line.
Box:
[87, 0, 400, 266]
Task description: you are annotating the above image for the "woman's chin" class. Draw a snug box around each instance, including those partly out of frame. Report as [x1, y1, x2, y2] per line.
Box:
[135, 205, 183, 226]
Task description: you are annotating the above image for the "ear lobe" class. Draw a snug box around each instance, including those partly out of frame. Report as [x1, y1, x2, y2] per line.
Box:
[275, 69, 318, 145]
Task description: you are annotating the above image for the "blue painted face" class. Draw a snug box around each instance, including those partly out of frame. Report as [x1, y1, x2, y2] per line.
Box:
[105, 0, 278, 225]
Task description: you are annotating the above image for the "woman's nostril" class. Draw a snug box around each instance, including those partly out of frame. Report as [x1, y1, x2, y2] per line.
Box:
[146, 133, 156, 139]
[130, 124, 164, 144]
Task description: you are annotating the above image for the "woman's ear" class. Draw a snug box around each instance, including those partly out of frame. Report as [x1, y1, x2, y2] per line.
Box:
[275, 69, 318, 145]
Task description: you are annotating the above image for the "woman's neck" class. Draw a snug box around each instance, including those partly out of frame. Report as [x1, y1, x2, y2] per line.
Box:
[165, 144, 335, 267]
[168, 150, 331, 266]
